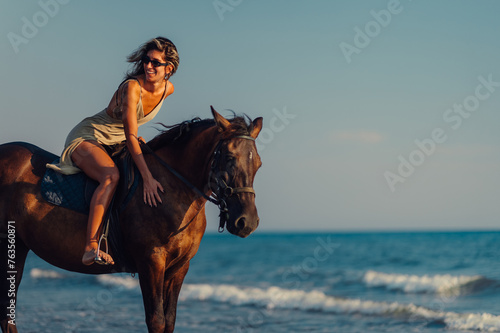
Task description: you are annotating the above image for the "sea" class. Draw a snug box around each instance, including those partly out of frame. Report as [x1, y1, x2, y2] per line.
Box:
[14, 231, 500, 332]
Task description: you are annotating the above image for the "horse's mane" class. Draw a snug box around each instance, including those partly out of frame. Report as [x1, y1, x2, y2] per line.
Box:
[148, 114, 254, 150]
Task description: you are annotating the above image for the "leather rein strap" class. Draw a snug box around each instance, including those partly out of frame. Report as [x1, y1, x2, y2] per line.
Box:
[139, 135, 256, 232]
[140, 141, 218, 205]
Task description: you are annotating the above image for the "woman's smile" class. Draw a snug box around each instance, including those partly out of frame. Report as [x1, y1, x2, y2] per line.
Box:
[146, 68, 157, 77]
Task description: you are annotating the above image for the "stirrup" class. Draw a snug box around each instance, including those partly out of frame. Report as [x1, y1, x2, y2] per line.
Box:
[94, 233, 110, 265]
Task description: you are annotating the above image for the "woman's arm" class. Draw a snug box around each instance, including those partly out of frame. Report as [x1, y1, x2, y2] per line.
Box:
[121, 80, 164, 207]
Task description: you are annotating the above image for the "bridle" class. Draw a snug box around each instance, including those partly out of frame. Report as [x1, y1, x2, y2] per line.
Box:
[140, 134, 256, 233]
[208, 135, 256, 232]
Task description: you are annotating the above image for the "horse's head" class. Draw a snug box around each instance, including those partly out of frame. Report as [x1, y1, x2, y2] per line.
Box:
[210, 107, 263, 238]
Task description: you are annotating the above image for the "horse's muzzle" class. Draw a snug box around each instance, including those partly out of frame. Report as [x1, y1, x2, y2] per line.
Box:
[231, 215, 260, 238]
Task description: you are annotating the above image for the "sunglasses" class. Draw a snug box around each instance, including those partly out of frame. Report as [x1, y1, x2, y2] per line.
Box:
[141, 55, 169, 67]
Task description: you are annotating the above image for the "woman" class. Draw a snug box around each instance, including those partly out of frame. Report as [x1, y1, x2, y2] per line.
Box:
[47, 37, 179, 265]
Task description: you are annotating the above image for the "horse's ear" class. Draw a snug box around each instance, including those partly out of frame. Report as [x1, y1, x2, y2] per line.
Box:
[250, 117, 263, 139]
[211, 106, 231, 132]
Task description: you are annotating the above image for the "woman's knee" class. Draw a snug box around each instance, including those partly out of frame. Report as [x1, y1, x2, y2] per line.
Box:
[101, 167, 120, 187]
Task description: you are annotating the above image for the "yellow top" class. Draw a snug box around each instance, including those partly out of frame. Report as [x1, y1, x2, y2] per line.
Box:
[47, 79, 165, 175]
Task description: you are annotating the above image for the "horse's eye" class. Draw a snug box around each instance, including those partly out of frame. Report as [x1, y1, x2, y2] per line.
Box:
[224, 157, 237, 175]
[221, 171, 229, 181]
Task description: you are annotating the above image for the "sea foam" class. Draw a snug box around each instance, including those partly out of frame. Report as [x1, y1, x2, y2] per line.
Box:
[363, 270, 485, 294]
[30, 268, 64, 279]
[179, 284, 500, 332]
[27, 267, 500, 331]
[96, 275, 139, 290]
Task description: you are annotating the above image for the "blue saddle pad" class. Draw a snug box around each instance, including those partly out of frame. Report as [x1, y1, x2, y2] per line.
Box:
[40, 149, 140, 272]
[41, 160, 98, 215]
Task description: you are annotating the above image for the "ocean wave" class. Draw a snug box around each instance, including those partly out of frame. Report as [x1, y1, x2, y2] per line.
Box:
[30, 268, 64, 279]
[179, 284, 500, 332]
[26, 268, 500, 331]
[29, 269, 140, 291]
[363, 270, 491, 294]
[96, 275, 140, 290]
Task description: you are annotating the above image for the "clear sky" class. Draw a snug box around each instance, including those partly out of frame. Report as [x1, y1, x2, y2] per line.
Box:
[1, 0, 499, 231]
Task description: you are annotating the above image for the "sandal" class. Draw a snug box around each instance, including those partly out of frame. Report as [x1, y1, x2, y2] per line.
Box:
[94, 250, 112, 265]
[94, 233, 114, 265]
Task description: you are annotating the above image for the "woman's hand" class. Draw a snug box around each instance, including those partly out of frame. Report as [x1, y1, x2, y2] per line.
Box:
[120, 81, 163, 207]
[143, 174, 164, 207]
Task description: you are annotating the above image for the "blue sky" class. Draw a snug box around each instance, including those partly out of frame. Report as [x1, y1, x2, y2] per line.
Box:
[1, 0, 499, 231]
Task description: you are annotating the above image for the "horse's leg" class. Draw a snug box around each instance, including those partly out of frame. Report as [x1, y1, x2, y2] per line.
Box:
[0, 233, 29, 333]
[163, 263, 189, 333]
[138, 256, 190, 333]
[138, 256, 167, 333]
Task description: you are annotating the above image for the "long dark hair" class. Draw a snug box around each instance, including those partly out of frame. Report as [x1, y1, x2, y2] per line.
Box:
[125, 36, 179, 80]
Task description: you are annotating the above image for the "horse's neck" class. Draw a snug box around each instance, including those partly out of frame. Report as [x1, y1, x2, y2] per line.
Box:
[154, 127, 219, 196]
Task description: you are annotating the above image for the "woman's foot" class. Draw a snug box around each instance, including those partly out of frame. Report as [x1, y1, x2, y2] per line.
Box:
[82, 246, 115, 266]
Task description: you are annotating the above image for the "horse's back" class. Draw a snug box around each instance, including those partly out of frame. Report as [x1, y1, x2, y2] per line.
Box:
[0, 141, 57, 163]
[0, 142, 57, 182]
[0, 143, 113, 274]
[0, 142, 56, 229]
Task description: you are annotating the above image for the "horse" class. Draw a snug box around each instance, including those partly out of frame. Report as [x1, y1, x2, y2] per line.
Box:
[0, 107, 263, 333]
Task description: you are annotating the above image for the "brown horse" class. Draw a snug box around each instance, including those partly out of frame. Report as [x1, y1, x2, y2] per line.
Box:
[0, 108, 263, 333]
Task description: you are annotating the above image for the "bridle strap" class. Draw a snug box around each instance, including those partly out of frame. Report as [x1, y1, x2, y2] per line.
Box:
[209, 136, 257, 232]
[233, 135, 255, 141]
[140, 142, 218, 205]
[228, 187, 255, 195]
[139, 134, 256, 233]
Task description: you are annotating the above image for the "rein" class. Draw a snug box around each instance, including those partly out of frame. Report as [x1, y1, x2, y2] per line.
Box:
[140, 135, 256, 233]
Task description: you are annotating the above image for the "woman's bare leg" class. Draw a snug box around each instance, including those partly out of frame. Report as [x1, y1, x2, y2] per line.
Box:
[72, 141, 119, 265]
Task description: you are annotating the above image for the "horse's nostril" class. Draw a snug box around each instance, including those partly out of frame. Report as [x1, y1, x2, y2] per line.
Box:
[236, 217, 246, 230]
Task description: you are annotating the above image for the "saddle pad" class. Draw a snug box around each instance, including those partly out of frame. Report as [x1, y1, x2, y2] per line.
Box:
[41, 160, 98, 215]
[41, 150, 140, 272]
